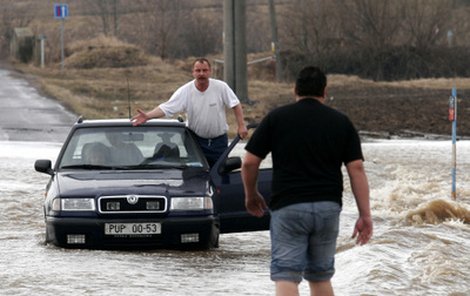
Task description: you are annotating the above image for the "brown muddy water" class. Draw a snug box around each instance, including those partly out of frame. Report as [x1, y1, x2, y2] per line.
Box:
[1, 140, 469, 296]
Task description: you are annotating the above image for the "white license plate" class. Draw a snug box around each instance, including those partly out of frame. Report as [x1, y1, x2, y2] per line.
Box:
[104, 223, 161, 235]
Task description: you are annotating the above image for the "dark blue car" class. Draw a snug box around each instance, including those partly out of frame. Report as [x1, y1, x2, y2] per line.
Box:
[34, 118, 272, 249]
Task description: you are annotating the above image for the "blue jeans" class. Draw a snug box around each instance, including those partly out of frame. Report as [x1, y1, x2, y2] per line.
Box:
[270, 201, 341, 283]
[192, 133, 228, 167]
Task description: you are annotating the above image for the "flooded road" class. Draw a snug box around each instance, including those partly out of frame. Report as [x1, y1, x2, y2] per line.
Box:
[1, 139, 469, 296]
[0, 69, 75, 142]
[0, 67, 469, 295]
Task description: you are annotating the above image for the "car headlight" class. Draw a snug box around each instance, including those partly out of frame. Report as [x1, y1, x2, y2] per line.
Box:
[170, 197, 213, 211]
[52, 198, 96, 211]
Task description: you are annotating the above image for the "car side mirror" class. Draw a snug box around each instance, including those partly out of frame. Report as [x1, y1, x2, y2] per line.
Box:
[35, 159, 54, 176]
[218, 157, 241, 174]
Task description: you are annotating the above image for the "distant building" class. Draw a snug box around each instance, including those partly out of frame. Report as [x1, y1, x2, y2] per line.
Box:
[10, 27, 34, 63]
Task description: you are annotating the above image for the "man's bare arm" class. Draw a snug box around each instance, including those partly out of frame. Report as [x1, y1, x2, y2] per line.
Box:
[242, 151, 267, 217]
[346, 159, 373, 245]
[232, 104, 248, 139]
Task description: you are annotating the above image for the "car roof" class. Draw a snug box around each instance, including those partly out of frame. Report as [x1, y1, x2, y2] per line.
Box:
[74, 118, 187, 128]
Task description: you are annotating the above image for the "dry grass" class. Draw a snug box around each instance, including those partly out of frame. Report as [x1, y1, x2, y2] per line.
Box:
[12, 36, 470, 137]
[16, 59, 470, 137]
[329, 74, 470, 91]
[65, 35, 150, 69]
[13, 38, 293, 137]
[386, 77, 470, 90]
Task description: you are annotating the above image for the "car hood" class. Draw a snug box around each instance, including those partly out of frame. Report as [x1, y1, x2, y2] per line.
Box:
[55, 168, 210, 197]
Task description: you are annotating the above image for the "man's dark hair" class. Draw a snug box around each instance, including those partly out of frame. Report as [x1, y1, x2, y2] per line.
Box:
[295, 66, 327, 97]
[193, 58, 211, 69]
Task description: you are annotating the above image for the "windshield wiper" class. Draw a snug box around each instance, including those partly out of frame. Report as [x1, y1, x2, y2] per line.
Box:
[123, 163, 189, 170]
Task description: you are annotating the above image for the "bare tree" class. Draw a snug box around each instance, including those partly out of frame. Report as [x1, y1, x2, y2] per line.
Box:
[0, 0, 36, 58]
[402, 0, 453, 49]
[278, 0, 341, 71]
[129, 0, 185, 59]
[178, 9, 223, 58]
[83, 0, 121, 36]
[246, 2, 270, 53]
[336, 0, 404, 50]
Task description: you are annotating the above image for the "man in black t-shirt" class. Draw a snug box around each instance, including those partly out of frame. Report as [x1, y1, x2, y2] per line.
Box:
[241, 66, 373, 296]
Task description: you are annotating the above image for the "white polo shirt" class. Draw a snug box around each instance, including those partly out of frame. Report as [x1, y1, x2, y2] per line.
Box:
[159, 78, 240, 139]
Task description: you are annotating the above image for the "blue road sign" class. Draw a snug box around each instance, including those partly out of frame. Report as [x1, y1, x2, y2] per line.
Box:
[54, 4, 69, 19]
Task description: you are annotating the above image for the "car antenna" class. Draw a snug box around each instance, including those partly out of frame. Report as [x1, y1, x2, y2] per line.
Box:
[126, 73, 132, 119]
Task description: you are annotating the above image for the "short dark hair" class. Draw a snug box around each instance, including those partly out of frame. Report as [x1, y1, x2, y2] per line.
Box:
[193, 58, 211, 69]
[295, 66, 327, 97]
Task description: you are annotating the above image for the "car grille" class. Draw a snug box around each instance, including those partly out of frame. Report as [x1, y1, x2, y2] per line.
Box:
[98, 195, 167, 214]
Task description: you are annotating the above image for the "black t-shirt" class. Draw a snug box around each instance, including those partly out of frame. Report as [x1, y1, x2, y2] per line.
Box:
[245, 98, 363, 210]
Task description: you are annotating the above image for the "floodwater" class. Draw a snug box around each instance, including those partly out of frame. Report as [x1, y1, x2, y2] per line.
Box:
[1, 139, 469, 296]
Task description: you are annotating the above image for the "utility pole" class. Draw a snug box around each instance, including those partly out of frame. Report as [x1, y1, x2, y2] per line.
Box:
[223, 0, 248, 103]
[268, 0, 282, 81]
[38, 35, 46, 68]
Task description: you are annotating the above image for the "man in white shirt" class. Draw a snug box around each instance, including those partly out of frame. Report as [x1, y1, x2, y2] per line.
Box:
[132, 58, 248, 167]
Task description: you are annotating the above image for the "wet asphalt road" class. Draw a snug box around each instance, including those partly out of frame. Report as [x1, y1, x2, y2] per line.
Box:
[0, 68, 76, 142]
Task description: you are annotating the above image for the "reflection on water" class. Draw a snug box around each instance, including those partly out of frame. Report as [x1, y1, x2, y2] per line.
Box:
[1, 140, 469, 296]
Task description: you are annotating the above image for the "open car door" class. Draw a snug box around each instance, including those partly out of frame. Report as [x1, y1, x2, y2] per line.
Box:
[210, 126, 272, 234]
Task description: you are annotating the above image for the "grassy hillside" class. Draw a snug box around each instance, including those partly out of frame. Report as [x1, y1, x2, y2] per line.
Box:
[11, 36, 470, 138]
[10, 36, 292, 137]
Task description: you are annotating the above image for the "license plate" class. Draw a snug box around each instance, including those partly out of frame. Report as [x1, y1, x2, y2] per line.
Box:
[104, 223, 161, 235]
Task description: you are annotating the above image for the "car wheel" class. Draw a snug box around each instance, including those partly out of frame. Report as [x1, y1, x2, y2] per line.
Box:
[210, 231, 220, 248]
[200, 227, 219, 249]
[45, 227, 50, 244]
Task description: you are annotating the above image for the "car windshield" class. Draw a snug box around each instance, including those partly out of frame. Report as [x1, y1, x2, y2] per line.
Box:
[58, 125, 206, 170]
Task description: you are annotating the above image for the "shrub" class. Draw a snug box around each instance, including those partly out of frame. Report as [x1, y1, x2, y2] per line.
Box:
[280, 45, 470, 81]
[64, 35, 149, 69]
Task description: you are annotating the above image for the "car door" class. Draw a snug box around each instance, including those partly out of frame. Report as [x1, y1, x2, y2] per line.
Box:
[210, 135, 272, 234]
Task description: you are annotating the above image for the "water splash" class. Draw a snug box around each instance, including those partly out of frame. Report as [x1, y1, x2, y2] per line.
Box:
[406, 199, 470, 225]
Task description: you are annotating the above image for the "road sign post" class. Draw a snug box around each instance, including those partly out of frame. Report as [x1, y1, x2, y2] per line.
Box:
[54, 4, 69, 71]
[449, 87, 458, 200]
